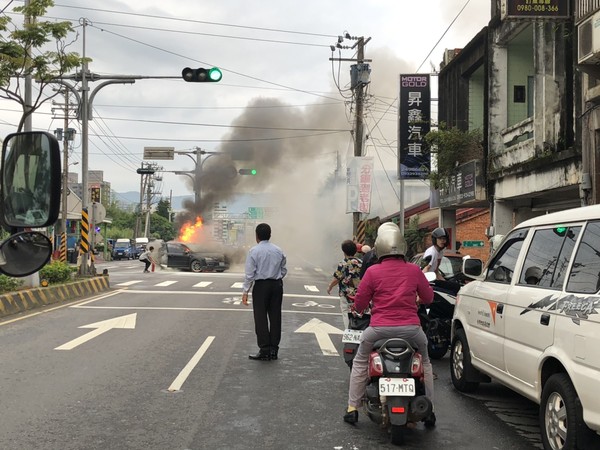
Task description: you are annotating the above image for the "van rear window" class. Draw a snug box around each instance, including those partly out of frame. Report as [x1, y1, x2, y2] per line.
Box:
[567, 221, 600, 294]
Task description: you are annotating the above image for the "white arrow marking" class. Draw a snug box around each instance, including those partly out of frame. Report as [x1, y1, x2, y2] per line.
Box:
[55, 313, 137, 350]
[304, 285, 319, 292]
[295, 318, 343, 356]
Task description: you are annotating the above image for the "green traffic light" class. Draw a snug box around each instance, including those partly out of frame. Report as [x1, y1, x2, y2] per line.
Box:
[208, 67, 222, 82]
[251, 169, 257, 175]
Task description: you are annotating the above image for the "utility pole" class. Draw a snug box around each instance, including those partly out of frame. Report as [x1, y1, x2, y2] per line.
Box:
[353, 36, 367, 237]
[329, 33, 371, 236]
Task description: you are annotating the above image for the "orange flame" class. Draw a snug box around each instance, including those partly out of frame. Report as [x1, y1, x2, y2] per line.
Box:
[179, 216, 204, 243]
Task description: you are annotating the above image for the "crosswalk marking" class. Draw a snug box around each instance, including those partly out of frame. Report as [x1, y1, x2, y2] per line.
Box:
[116, 280, 143, 286]
[155, 281, 178, 287]
[193, 281, 213, 288]
[231, 282, 244, 289]
[304, 285, 319, 292]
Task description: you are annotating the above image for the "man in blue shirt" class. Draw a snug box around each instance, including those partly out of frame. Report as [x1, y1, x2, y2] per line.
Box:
[242, 223, 287, 361]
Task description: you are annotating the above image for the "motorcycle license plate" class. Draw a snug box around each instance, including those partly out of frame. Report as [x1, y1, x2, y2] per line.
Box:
[379, 377, 415, 396]
[342, 329, 363, 344]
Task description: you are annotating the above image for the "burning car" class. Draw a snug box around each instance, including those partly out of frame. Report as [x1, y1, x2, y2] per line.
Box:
[161, 242, 229, 273]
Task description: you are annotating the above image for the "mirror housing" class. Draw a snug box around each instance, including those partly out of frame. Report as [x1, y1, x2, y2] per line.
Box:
[0, 231, 52, 277]
[1, 131, 61, 229]
[463, 258, 483, 279]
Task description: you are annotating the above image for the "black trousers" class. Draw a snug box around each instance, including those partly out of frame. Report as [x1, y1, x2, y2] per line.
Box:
[252, 279, 283, 353]
[141, 258, 151, 271]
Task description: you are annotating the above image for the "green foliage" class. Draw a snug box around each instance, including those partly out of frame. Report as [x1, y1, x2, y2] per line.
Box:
[424, 125, 483, 189]
[39, 261, 73, 284]
[107, 226, 133, 240]
[0, 275, 23, 294]
[404, 216, 428, 259]
[0, 0, 85, 131]
[156, 198, 171, 220]
[149, 213, 176, 241]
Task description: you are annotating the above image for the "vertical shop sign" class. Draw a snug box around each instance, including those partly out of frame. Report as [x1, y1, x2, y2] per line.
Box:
[346, 157, 374, 214]
[398, 74, 431, 179]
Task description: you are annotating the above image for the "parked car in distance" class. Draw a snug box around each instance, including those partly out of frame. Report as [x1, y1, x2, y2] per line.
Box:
[112, 238, 134, 260]
[451, 204, 600, 449]
[163, 242, 229, 273]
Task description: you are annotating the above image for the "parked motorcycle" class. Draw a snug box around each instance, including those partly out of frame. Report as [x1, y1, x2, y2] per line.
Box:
[364, 338, 433, 445]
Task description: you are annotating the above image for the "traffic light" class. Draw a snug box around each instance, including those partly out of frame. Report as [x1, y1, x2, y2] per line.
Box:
[181, 67, 223, 82]
[238, 168, 257, 175]
[90, 186, 101, 203]
[136, 167, 156, 175]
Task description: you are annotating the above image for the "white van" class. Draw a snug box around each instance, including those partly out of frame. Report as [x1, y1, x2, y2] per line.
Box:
[451, 204, 600, 450]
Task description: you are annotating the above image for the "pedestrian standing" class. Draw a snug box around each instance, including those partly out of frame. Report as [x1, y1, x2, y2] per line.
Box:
[327, 240, 363, 329]
[139, 246, 155, 273]
[242, 223, 287, 361]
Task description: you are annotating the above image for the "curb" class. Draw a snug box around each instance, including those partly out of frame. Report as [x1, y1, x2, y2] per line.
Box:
[0, 276, 111, 319]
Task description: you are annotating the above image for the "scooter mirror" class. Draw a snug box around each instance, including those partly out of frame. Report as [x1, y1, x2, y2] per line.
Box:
[0, 231, 52, 277]
[424, 272, 437, 283]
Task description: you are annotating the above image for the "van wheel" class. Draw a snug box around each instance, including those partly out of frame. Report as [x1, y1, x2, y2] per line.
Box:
[450, 329, 479, 393]
[540, 373, 594, 450]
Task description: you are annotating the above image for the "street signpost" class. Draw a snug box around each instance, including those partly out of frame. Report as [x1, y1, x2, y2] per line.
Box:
[248, 207, 264, 219]
[462, 240, 485, 248]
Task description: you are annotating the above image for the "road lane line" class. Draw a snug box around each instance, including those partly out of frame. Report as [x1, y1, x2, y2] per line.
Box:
[112, 290, 333, 299]
[0, 290, 123, 326]
[304, 285, 319, 292]
[230, 282, 244, 289]
[154, 281, 178, 287]
[168, 336, 215, 392]
[116, 280, 143, 286]
[193, 281, 213, 288]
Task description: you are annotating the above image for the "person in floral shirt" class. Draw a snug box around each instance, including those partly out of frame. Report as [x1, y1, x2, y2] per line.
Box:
[327, 240, 363, 329]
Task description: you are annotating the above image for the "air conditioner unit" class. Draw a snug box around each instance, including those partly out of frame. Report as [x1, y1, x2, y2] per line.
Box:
[578, 11, 600, 65]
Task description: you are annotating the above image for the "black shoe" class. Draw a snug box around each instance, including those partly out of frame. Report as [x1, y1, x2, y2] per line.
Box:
[248, 352, 271, 361]
[343, 410, 358, 424]
[424, 412, 436, 428]
[270, 351, 278, 360]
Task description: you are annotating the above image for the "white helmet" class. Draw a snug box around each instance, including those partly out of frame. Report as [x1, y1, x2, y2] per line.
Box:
[374, 223, 406, 259]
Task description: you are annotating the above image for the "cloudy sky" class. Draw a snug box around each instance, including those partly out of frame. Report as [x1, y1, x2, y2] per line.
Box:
[1, 0, 490, 261]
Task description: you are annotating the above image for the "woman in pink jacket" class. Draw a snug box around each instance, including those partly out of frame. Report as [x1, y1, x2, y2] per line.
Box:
[343, 222, 436, 426]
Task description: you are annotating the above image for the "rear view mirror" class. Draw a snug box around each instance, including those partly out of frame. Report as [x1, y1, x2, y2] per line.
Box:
[463, 258, 483, 278]
[0, 231, 52, 277]
[1, 131, 61, 228]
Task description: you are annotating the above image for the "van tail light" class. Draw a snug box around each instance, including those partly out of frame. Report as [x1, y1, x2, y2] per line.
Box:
[411, 353, 423, 378]
[368, 352, 383, 377]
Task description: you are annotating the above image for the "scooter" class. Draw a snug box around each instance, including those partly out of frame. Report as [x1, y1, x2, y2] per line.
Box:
[342, 308, 370, 369]
[419, 263, 460, 360]
[364, 338, 433, 445]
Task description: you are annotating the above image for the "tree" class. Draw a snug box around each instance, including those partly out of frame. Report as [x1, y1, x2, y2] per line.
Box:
[149, 213, 176, 241]
[0, 0, 84, 131]
[156, 198, 171, 220]
[424, 125, 482, 190]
